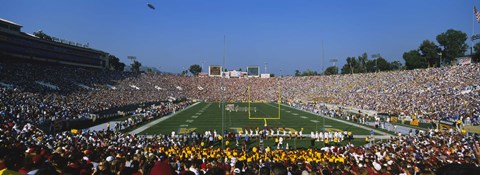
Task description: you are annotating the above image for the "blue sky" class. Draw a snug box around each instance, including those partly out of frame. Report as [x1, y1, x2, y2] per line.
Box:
[0, 0, 476, 75]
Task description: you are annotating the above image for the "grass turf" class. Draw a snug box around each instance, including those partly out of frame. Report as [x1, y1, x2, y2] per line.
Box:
[139, 102, 381, 136]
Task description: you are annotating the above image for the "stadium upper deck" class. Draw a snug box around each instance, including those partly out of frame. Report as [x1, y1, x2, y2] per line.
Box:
[0, 18, 109, 69]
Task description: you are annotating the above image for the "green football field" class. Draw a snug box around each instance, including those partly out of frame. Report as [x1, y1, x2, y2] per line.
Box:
[139, 102, 379, 136]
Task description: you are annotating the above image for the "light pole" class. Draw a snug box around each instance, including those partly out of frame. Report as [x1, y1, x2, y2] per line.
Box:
[438, 52, 443, 67]
[372, 54, 380, 73]
[221, 35, 226, 150]
[264, 62, 268, 74]
[322, 107, 325, 148]
[323, 108, 325, 132]
[315, 112, 318, 131]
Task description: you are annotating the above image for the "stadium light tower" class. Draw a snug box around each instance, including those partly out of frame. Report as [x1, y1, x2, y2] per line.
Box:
[372, 54, 380, 72]
[321, 40, 325, 73]
[330, 59, 338, 67]
[128, 56, 137, 63]
[264, 62, 268, 74]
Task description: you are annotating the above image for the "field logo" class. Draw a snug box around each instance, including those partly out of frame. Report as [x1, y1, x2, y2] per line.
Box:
[178, 128, 197, 134]
[324, 128, 343, 132]
[230, 127, 244, 133]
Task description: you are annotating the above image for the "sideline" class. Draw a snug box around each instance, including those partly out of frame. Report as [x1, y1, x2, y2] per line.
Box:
[320, 103, 425, 132]
[279, 104, 394, 137]
[128, 102, 200, 135]
[87, 121, 122, 132]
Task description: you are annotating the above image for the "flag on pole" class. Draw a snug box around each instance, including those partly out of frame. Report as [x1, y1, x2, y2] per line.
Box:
[474, 6, 480, 22]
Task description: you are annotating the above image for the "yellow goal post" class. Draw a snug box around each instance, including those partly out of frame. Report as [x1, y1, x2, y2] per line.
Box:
[247, 84, 281, 120]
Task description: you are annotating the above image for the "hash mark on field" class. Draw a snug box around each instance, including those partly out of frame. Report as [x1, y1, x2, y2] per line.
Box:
[196, 113, 202, 115]
[310, 120, 319, 123]
[192, 116, 198, 118]
[180, 125, 188, 127]
[186, 120, 194, 123]
[292, 113, 298, 115]
[324, 125, 332, 127]
[286, 111, 291, 113]
[300, 116, 308, 119]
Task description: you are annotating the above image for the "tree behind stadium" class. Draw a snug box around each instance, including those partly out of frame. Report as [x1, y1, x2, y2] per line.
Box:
[189, 64, 202, 76]
[436, 29, 468, 65]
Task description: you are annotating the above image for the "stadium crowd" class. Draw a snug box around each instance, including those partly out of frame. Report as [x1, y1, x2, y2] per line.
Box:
[1, 61, 480, 174]
[1, 120, 480, 175]
[0, 63, 192, 127]
[2, 62, 478, 124]
[119, 64, 480, 124]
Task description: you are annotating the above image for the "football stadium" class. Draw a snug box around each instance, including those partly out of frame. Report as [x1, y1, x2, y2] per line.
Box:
[1, 1, 480, 175]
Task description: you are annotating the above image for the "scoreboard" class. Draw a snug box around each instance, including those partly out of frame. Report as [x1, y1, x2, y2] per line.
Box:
[209, 65, 222, 77]
[247, 66, 260, 77]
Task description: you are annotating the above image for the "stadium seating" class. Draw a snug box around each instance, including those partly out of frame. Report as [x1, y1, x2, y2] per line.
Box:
[0, 61, 479, 174]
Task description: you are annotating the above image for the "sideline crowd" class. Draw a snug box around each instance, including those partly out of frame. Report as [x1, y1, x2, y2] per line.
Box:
[1, 121, 480, 175]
